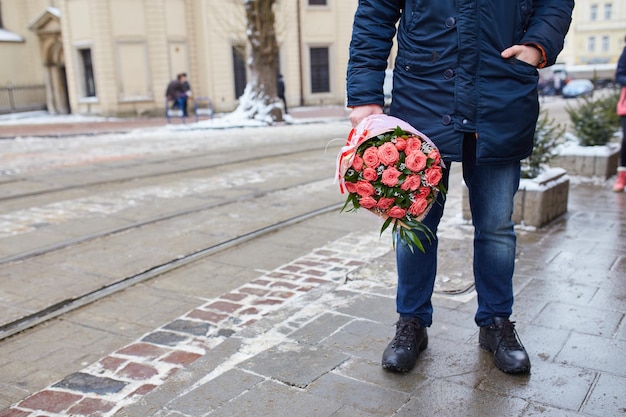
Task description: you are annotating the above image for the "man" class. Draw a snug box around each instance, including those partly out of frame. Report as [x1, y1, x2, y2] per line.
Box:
[347, 0, 573, 374]
[181, 72, 193, 117]
[165, 73, 189, 117]
[277, 72, 288, 114]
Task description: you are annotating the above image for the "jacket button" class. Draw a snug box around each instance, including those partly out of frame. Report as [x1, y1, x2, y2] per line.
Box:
[444, 69, 455, 79]
[445, 17, 456, 28]
[462, 119, 469, 125]
[405, 65, 411, 71]
[442, 115, 452, 125]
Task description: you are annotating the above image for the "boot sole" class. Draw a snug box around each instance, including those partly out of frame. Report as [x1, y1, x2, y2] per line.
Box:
[498, 364, 531, 374]
[381, 362, 412, 372]
[479, 342, 531, 374]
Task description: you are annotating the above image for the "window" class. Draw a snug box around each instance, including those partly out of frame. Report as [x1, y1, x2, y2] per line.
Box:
[232, 45, 247, 99]
[601, 36, 609, 52]
[308, 0, 327, 5]
[590, 4, 598, 20]
[116, 42, 150, 100]
[310, 47, 330, 93]
[604, 3, 612, 20]
[78, 48, 97, 97]
[587, 36, 596, 53]
[0, 0, 24, 43]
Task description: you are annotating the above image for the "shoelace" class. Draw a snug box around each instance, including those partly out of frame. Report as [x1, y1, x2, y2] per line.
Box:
[393, 320, 420, 349]
[498, 320, 525, 351]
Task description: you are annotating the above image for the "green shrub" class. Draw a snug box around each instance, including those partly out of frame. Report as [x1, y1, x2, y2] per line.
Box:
[566, 95, 618, 146]
[594, 87, 622, 128]
[521, 111, 565, 179]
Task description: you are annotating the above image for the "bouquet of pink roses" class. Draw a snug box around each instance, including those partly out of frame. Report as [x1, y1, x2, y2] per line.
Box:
[336, 114, 446, 252]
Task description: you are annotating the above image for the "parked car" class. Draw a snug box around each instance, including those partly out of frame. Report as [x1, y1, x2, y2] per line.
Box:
[561, 79, 594, 98]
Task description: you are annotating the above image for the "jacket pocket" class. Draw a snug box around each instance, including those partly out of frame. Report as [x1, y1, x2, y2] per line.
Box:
[509, 57, 539, 78]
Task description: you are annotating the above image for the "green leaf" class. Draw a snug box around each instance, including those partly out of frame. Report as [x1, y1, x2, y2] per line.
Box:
[339, 195, 353, 213]
[380, 216, 394, 235]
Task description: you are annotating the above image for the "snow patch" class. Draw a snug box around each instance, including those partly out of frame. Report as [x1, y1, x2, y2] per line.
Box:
[0, 28, 24, 42]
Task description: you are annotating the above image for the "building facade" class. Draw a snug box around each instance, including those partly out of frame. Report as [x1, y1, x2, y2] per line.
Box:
[0, 0, 358, 116]
[563, 0, 626, 66]
[1, 0, 625, 117]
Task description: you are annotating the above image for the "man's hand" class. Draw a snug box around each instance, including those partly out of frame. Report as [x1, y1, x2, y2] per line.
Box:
[349, 104, 384, 127]
[501, 44, 543, 67]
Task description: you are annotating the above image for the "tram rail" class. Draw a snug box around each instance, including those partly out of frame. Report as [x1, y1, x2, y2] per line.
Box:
[0, 201, 342, 342]
[0, 175, 332, 266]
[0, 138, 348, 341]
[0, 144, 329, 203]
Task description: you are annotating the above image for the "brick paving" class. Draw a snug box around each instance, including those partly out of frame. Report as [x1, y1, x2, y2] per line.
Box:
[119, 180, 624, 417]
[3, 176, 625, 416]
[1, 106, 624, 416]
[1, 232, 388, 416]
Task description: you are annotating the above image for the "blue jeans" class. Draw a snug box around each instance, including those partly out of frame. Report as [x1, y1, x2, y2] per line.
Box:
[396, 135, 521, 327]
[177, 97, 188, 117]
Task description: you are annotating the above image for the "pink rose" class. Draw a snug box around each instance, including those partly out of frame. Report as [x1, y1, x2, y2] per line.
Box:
[359, 196, 377, 209]
[378, 142, 400, 166]
[362, 167, 378, 182]
[416, 186, 432, 199]
[381, 167, 401, 187]
[425, 166, 442, 186]
[400, 174, 422, 192]
[344, 181, 357, 194]
[408, 197, 428, 217]
[351, 154, 364, 172]
[428, 149, 441, 165]
[405, 137, 422, 155]
[362, 147, 380, 167]
[355, 180, 375, 196]
[388, 206, 407, 219]
[377, 197, 395, 210]
[405, 151, 427, 172]
[395, 137, 407, 151]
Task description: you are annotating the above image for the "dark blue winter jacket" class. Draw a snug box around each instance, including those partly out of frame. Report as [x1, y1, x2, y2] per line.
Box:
[347, 0, 574, 164]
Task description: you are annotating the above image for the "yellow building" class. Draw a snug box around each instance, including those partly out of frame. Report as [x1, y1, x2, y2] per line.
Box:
[0, 0, 358, 116]
[551, 0, 626, 80]
[564, 0, 626, 65]
[2, 1, 624, 117]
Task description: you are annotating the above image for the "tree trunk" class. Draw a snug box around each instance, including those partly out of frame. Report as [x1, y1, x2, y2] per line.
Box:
[236, 0, 282, 123]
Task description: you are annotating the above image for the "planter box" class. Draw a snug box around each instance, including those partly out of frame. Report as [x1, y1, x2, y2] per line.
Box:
[552, 143, 620, 179]
[462, 168, 569, 228]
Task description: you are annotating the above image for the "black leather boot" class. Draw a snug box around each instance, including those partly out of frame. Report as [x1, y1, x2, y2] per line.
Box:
[479, 317, 531, 374]
[382, 317, 428, 372]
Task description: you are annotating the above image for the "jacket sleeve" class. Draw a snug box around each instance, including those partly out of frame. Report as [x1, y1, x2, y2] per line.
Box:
[521, 0, 574, 67]
[616, 48, 626, 87]
[346, 0, 403, 108]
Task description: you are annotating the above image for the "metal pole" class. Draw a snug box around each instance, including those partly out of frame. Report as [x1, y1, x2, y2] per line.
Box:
[296, 0, 304, 106]
[7, 84, 15, 113]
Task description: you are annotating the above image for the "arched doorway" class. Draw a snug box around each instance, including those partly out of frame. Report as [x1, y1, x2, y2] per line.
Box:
[29, 7, 70, 114]
[46, 40, 70, 114]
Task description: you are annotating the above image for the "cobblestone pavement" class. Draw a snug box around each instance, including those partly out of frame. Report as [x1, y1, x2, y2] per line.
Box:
[2, 178, 625, 416]
[1, 108, 625, 416]
[3, 231, 389, 416]
[120, 180, 625, 417]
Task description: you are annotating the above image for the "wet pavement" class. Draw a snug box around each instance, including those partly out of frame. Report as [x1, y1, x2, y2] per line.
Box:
[115, 176, 626, 417]
[1, 107, 625, 416]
